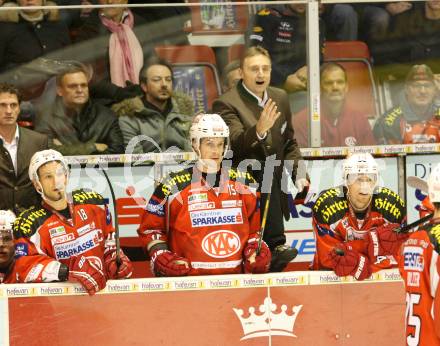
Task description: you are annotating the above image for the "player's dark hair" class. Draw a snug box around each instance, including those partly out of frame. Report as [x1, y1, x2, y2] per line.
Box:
[433, 202, 440, 210]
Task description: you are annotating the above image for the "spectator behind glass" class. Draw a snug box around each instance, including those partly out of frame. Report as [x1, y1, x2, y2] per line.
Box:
[221, 60, 241, 93]
[0, 83, 48, 214]
[374, 64, 440, 144]
[72, 0, 146, 86]
[0, 0, 70, 72]
[293, 62, 376, 147]
[113, 56, 194, 153]
[34, 66, 124, 155]
[363, 1, 440, 79]
[246, 4, 325, 92]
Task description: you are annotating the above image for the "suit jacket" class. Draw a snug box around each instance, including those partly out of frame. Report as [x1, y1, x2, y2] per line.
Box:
[0, 127, 48, 214]
[212, 81, 303, 220]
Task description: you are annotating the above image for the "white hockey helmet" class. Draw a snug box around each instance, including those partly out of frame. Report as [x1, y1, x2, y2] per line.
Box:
[0, 210, 15, 232]
[190, 113, 230, 157]
[342, 152, 379, 186]
[428, 163, 440, 203]
[29, 149, 68, 182]
[29, 149, 69, 198]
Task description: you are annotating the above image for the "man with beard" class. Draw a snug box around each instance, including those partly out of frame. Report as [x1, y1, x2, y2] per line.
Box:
[312, 153, 407, 280]
[116, 57, 194, 153]
[293, 63, 376, 147]
[374, 64, 440, 144]
[212, 46, 305, 272]
[13, 149, 133, 294]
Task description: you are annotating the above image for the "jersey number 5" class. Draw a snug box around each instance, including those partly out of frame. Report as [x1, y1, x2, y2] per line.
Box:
[406, 292, 421, 346]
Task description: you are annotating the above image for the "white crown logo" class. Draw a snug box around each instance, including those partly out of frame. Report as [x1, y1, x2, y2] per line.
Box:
[233, 297, 303, 340]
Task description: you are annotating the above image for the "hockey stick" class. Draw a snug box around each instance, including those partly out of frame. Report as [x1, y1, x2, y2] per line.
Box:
[335, 213, 434, 255]
[101, 168, 121, 265]
[407, 176, 428, 193]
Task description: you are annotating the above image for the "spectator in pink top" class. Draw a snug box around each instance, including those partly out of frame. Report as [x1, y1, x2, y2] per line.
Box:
[293, 62, 376, 147]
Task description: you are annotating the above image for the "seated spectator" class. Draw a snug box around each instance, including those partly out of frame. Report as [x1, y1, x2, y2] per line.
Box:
[72, 0, 147, 86]
[247, 4, 325, 92]
[374, 64, 439, 144]
[361, 2, 413, 49]
[365, 1, 440, 78]
[0, 0, 70, 72]
[293, 63, 376, 147]
[34, 66, 124, 155]
[221, 60, 241, 93]
[114, 57, 194, 153]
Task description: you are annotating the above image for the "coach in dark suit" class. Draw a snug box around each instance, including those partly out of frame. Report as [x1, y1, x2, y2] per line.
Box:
[0, 84, 48, 214]
[213, 46, 306, 272]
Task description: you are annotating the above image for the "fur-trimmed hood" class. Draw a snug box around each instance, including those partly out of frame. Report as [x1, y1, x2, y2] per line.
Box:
[112, 91, 195, 118]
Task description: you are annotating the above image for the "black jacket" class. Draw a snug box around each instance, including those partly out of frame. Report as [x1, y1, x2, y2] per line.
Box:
[34, 96, 124, 155]
[0, 10, 70, 72]
[0, 127, 48, 214]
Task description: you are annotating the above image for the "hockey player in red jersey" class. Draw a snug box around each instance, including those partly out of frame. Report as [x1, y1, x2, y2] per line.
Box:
[0, 209, 104, 293]
[311, 153, 408, 280]
[398, 164, 440, 345]
[137, 113, 271, 276]
[0, 209, 61, 284]
[13, 149, 133, 294]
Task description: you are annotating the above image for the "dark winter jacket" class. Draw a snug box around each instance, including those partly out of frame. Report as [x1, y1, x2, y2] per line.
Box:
[34, 96, 124, 155]
[114, 92, 194, 153]
[0, 2, 70, 72]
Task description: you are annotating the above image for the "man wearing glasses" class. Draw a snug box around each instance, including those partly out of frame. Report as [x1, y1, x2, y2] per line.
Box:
[374, 64, 440, 144]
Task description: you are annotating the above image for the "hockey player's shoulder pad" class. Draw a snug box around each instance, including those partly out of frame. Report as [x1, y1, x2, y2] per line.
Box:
[373, 187, 406, 224]
[71, 189, 106, 206]
[382, 106, 403, 128]
[159, 167, 193, 198]
[13, 206, 51, 238]
[312, 186, 348, 225]
[227, 167, 257, 186]
[424, 222, 440, 254]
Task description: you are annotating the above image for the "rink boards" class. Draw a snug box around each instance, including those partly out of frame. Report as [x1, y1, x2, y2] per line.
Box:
[1, 269, 404, 346]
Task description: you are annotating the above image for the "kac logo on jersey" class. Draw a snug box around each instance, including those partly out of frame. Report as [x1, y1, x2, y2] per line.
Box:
[190, 208, 243, 228]
[403, 246, 424, 271]
[202, 230, 241, 258]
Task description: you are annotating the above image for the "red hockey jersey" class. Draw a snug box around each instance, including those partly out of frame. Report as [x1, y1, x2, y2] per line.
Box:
[398, 222, 440, 346]
[138, 166, 260, 275]
[13, 189, 114, 271]
[312, 186, 406, 272]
